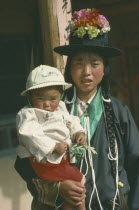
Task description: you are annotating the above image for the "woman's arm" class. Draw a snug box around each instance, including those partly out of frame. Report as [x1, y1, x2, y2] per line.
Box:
[124, 107, 139, 210]
[115, 103, 139, 210]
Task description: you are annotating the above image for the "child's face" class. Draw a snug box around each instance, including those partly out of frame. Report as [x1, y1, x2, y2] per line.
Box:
[30, 86, 62, 112]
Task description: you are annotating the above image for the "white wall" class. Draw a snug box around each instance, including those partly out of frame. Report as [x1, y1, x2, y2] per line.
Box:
[0, 157, 32, 210]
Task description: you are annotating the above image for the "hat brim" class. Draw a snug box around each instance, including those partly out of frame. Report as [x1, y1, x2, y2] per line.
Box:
[21, 82, 72, 96]
[54, 44, 122, 57]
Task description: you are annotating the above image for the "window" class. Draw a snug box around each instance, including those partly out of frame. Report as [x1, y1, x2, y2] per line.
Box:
[0, 36, 31, 157]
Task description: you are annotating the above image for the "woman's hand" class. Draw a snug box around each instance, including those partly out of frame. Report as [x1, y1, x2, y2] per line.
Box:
[59, 180, 86, 206]
[53, 142, 68, 155]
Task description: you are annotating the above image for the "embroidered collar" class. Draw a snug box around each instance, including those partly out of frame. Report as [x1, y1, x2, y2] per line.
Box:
[77, 90, 97, 106]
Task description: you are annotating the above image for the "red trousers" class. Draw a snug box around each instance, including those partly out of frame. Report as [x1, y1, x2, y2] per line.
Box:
[29, 156, 83, 182]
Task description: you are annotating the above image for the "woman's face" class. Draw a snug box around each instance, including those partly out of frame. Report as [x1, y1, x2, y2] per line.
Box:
[70, 50, 104, 97]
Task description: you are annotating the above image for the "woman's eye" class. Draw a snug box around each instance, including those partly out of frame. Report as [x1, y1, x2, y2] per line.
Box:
[91, 62, 99, 67]
[73, 60, 83, 65]
[74, 62, 83, 67]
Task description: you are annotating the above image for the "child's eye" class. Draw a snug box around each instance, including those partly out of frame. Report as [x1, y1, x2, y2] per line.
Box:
[37, 97, 43, 100]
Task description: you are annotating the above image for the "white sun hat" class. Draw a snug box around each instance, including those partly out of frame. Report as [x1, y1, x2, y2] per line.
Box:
[21, 65, 72, 96]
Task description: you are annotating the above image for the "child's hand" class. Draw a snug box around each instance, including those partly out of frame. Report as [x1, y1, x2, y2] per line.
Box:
[53, 142, 68, 155]
[75, 132, 86, 145]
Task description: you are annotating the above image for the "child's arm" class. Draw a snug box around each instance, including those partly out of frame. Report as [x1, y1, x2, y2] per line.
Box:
[53, 142, 68, 155]
[16, 108, 56, 162]
[66, 115, 86, 142]
[59, 101, 86, 143]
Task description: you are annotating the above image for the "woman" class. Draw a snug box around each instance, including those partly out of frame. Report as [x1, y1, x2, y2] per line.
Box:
[15, 8, 139, 210]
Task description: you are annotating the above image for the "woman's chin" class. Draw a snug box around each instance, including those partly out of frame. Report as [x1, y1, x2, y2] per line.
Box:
[79, 86, 96, 95]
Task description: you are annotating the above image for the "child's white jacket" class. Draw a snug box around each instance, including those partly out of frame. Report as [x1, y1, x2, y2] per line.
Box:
[16, 101, 84, 164]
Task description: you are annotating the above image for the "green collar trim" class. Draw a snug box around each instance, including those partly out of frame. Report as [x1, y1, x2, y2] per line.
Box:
[74, 88, 103, 141]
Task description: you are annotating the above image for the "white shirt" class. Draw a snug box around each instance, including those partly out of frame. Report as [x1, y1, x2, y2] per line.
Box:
[77, 91, 97, 117]
[16, 101, 84, 163]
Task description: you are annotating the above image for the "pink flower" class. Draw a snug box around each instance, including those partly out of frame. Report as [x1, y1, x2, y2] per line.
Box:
[72, 9, 88, 20]
[97, 15, 108, 27]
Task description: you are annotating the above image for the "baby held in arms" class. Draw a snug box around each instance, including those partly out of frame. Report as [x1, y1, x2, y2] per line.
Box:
[16, 65, 86, 210]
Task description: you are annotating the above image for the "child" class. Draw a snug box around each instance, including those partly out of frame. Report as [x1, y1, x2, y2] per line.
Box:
[16, 65, 86, 210]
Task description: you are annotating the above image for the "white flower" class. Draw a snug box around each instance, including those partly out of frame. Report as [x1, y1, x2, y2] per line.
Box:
[101, 22, 110, 33]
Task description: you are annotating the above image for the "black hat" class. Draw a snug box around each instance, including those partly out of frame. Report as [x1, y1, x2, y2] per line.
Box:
[54, 8, 122, 57]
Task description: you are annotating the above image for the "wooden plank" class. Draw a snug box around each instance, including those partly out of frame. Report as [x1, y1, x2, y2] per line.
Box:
[56, 0, 72, 71]
[38, 0, 72, 71]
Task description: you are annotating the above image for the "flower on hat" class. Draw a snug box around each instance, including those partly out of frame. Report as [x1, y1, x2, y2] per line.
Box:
[70, 8, 110, 40]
